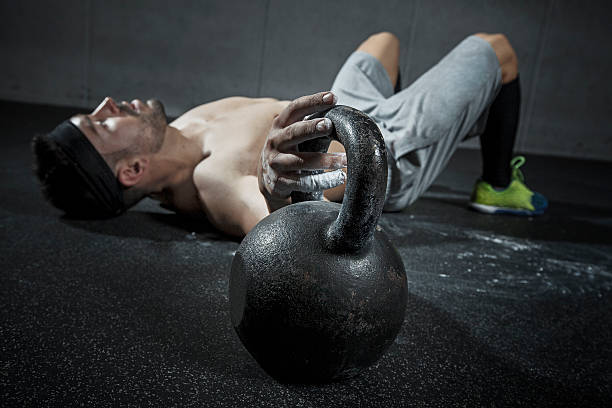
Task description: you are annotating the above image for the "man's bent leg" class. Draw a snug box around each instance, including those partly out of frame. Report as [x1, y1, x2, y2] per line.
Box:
[380, 35, 503, 211]
[325, 32, 401, 203]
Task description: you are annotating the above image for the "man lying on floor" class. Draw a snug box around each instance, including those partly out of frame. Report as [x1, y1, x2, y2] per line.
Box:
[32, 32, 547, 238]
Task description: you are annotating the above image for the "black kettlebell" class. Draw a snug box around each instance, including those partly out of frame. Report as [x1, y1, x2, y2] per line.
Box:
[229, 105, 407, 383]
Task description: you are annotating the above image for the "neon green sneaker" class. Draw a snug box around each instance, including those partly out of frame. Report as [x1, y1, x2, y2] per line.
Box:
[469, 156, 548, 215]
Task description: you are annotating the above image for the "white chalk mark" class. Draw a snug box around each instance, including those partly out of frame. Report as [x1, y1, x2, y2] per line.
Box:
[465, 231, 540, 252]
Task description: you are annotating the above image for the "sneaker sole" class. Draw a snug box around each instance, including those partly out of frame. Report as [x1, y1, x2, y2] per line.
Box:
[468, 202, 544, 216]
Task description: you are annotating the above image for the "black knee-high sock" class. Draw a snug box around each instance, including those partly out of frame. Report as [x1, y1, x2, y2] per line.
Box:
[394, 70, 402, 94]
[480, 75, 521, 188]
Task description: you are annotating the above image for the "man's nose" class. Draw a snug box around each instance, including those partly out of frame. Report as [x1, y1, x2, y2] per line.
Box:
[92, 97, 120, 117]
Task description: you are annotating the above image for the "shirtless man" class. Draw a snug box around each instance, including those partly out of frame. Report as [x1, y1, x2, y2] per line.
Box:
[32, 32, 547, 238]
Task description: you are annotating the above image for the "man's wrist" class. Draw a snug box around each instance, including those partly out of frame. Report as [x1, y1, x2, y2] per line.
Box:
[264, 191, 291, 212]
[258, 164, 290, 212]
[259, 176, 291, 212]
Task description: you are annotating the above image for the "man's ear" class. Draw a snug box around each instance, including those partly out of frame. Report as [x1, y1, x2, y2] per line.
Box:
[118, 157, 149, 187]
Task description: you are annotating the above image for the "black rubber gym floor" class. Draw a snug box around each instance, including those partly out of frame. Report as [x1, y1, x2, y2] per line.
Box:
[1, 100, 611, 406]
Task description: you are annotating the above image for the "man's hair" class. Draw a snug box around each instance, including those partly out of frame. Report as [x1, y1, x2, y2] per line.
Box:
[32, 134, 145, 218]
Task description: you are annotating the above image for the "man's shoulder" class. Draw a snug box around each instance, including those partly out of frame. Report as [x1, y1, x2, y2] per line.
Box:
[194, 160, 262, 199]
[193, 159, 255, 200]
[192, 162, 268, 236]
[193, 160, 230, 191]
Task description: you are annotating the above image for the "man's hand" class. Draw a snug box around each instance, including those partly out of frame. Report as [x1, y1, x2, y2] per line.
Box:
[259, 91, 347, 208]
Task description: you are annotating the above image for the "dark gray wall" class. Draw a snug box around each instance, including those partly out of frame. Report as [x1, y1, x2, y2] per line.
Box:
[1, 0, 611, 160]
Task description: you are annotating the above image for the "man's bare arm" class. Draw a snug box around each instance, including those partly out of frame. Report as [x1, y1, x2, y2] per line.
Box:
[196, 174, 269, 237]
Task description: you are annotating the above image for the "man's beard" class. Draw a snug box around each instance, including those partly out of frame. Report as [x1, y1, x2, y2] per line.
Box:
[143, 99, 167, 153]
[116, 98, 168, 153]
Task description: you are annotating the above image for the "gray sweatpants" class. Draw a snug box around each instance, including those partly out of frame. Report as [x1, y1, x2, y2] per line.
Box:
[330, 35, 502, 211]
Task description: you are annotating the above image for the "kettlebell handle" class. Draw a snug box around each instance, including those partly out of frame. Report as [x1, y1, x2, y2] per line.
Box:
[291, 105, 388, 253]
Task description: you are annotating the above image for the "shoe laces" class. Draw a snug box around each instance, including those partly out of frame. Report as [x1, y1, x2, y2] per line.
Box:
[511, 156, 526, 182]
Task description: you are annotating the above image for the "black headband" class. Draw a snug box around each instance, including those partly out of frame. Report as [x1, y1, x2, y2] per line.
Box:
[47, 120, 125, 216]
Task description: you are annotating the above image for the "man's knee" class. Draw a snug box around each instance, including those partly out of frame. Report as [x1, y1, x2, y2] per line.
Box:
[358, 31, 400, 59]
[371, 31, 400, 47]
[359, 31, 400, 54]
[357, 31, 401, 85]
[473, 32, 518, 83]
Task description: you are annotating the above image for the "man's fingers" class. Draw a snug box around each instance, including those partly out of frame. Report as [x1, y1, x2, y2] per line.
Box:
[279, 169, 347, 193]
[273, 118, 333, 150]
[270, 152, 347, 172]
[263, 90, 342, 199]
[274, 91, 337, 127]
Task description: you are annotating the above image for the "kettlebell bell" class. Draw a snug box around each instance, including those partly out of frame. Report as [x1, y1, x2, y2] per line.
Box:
[229, 105, 407, 383]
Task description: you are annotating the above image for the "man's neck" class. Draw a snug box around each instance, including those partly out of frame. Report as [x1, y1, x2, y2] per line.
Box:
[144, 125, 208, 207]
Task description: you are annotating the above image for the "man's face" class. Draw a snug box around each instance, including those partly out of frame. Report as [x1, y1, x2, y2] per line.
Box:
[70, 97, 167, 157]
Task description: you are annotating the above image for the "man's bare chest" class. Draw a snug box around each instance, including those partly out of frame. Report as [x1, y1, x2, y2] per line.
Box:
[174, 97, 288, 176]
[203, 104, 287, 174]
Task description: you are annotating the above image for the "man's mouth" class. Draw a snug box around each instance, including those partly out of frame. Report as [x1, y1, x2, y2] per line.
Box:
[118, 101, 139, 116]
